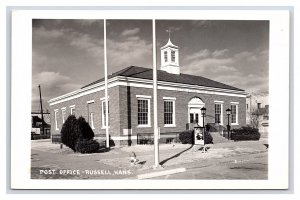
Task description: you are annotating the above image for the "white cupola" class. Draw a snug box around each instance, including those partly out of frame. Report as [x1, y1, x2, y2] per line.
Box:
[160, 38, 180, 75]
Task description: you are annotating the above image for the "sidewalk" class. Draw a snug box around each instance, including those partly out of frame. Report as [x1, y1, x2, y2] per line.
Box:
[31, 139, 268, 179]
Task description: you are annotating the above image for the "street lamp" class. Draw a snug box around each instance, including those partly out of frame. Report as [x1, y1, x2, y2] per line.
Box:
[201, 107, 206, 128]
[226, 108, 231, 140]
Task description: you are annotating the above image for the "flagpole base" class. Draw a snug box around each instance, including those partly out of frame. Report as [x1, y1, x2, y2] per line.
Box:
[152, 164, 164, 170]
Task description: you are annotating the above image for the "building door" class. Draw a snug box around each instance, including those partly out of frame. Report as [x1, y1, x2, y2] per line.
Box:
[188, 97, 205, 127]
[189, 107, 203, 126]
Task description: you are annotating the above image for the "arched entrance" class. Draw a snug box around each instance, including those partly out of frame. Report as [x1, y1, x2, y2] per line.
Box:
[188, 97, 205, 126]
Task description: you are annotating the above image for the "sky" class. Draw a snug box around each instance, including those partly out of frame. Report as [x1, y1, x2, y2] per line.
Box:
[32, 19, 269, 111]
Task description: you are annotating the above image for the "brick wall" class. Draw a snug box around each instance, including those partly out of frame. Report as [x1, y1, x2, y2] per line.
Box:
[119, 86, 246, 137]
[49, 84, 246, 146]
[49, 86, 120, 138]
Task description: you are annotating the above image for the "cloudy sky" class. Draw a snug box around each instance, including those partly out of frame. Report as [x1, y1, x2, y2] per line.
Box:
[32, 19, 269, 111]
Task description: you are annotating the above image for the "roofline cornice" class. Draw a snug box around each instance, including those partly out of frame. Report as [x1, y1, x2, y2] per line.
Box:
[48, 75, 247, 105]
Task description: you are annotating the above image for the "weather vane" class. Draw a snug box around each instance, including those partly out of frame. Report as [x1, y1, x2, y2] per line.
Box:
[166, 27, 172, 40]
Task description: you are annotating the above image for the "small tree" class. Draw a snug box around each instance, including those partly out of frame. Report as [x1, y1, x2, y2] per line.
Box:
[61, 115, 79, 151]
[250, 109, 260, 129]
[61, 115, 99, 153]
[77, 116, 94, 140]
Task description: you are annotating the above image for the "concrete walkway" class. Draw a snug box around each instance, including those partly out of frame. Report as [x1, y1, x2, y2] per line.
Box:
[31, 139, 268, 179]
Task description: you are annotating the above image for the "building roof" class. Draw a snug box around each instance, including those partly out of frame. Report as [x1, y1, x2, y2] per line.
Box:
[31, 116, 51, 128]
[160, 38, 179, 49]
[82, 66, 244, 91]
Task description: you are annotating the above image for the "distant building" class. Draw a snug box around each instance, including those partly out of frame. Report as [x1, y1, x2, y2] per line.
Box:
[246, 93, 269, 133]
[31, 113, 51, 136]
[48, 38, 248, 146]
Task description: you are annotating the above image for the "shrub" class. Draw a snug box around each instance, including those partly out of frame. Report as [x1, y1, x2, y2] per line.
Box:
[61, 115, 79, 151]
[179, 130, 194, 144]
[205, 132, 213, 144]
[77, 116, 94, 140]
[75, 139, 100, 153]
[231, 126, 260, 141]
[61, 115, 96, 152]
[179, 130, 213, 144]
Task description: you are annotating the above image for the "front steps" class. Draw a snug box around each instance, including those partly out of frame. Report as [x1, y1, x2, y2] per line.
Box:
[209, 132, 231, 144]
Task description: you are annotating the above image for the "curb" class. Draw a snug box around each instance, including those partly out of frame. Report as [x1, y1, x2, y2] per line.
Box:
[137, 167, 186, 179]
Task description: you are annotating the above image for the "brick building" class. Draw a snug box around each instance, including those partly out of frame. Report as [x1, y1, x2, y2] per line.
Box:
[48, 38, 247, 146]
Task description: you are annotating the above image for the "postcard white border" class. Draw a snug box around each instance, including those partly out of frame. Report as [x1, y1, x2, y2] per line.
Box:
[11, 9, 289, 189]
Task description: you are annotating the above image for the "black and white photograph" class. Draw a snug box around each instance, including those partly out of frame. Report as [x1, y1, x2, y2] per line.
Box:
[30, 18, 270, 180]
[8, 7, 291, 190]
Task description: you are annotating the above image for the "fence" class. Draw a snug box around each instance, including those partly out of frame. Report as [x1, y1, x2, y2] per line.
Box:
[31, 134, 51, 140]
[51, 134, 61, 143]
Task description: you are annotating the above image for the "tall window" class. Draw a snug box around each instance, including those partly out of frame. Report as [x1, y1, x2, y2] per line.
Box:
[164, 100, 175, 126]
[61, 108, 66, 124]
[70, 105, 75, 115]
[90, 112, 95, 129]
[87, 100, 95, 128]
[101, 100, 110, 128]
[231, 104, 238, 124]
[54, 110, 58, 130]
[215, 103, 222, 124]
[164, 51, 168, 62]
[171, 50, 175, 62]
[138, 99, 150, 126]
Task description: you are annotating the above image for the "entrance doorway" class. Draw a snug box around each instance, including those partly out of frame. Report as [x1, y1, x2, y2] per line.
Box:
[188, 97, 205, 127]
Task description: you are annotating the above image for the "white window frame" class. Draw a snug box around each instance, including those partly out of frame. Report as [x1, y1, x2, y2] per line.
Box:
[54, 109, 59, 130]
[70, 105, 75, 115]
[87, 100, 95, 104]
[61, 107, 66, 124]
[230, 102, 239, 125]
[137, 96, 151, 128]
[163, 97, 176, 127]
[164, 51, 168, 62]
[101, 98, 110, 129]
[171, 50, 176, 62]
[90, 112, 95, 130]
[87, 100, 96, 129]
[214, 101, 223, 125]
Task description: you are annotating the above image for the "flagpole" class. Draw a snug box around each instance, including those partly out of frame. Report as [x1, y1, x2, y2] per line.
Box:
[104, 19, 109, 148]
[152, 19, 160, 168]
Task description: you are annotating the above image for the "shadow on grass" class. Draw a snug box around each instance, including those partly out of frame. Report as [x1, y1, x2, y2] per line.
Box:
[159, 144, 194, 166]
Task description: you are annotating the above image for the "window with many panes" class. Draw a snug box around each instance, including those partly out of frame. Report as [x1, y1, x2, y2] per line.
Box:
[138, 99, 150, 126]
[61, 108, 66, 123]
[164, 100, 175, 126]
[164, 51, 168, 62]
[70, 105, 75, 115]
[171, 50, 175, 62]
[54, 110, 59, 130]
[215, 103, 222, 124]
[102, 100, 110, 128]
[231, 104, 238, 124]
[90, 112, 95, 129]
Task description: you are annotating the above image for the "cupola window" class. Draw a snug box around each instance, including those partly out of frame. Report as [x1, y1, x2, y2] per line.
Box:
[164, 51, 168, 62]
[171, 50, 175, 62]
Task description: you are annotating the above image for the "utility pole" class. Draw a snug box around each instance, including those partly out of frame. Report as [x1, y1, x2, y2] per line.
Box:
[152, 19, 160, 168]
[104, 19, 109, 148]
[38, 85, 44, 135]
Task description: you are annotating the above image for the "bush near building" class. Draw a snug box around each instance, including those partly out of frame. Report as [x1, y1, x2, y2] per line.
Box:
[179, 129, 213, 144]
[179, 130, 194, 144]
[60, 115, 99, 153]
[231, 126, 260, 141]
[77, 116, 94, 140]
[75, 139, 100, 153]
[61, 115, 79, 151]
